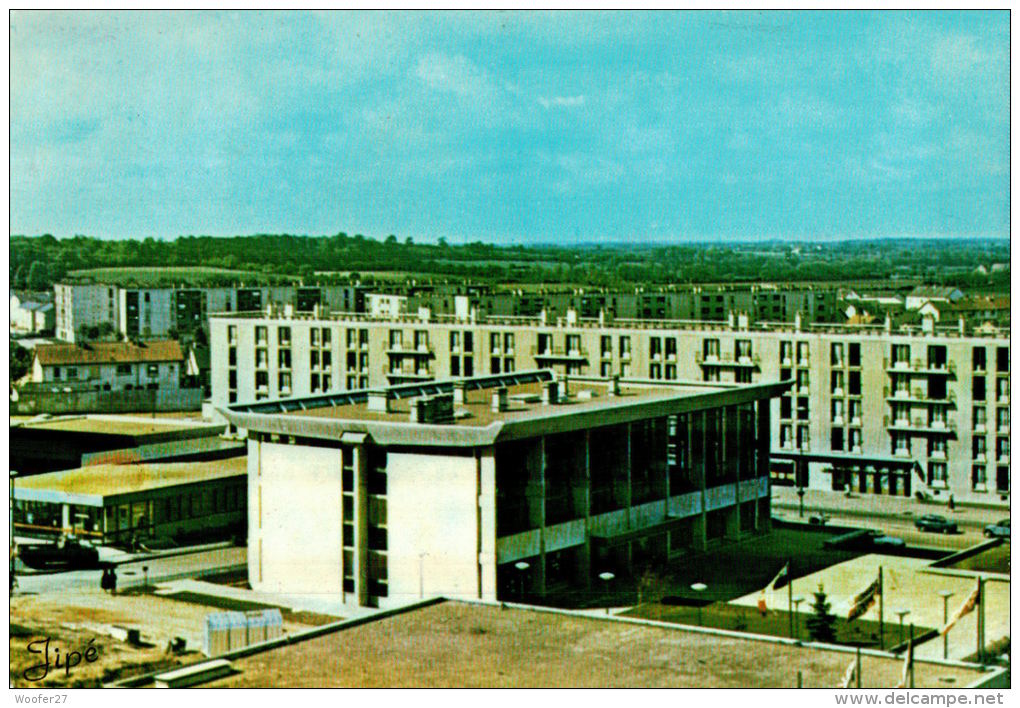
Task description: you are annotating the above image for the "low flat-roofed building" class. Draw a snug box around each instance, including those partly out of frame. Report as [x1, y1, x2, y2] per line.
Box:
[12, 456, 247, 545]
[220, 369, 789, 610]
[10, 414, 230, 475]
[204, 600, 993, 688]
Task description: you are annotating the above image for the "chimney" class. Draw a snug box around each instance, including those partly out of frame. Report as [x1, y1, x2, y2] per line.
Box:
[609, 374, 621, 397]
[566, 308, 578, 325]
[958, 317, 966, 335]
[492, 387, 509, 412]
[284, 303, 294, 318]
[541, 381, 559, 405]
[367, 389, 391, 413]
[727, 311, 736, 329]
[922, 314, 935, 334]
[737, 312, 749, 330]
[794, 312, 803, 332]
[418, 306, 431, 323]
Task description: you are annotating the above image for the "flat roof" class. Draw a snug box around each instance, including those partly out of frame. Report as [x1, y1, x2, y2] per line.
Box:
[11, 414, 223, 439]
[14, 456, 246, 505]
[209, 601, 987, 688]
[220, 371, 791, 447]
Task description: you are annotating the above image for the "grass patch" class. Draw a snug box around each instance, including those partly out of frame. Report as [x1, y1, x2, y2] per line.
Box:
[945, 544, 1010, 575]
[157, 591, 340, 626]
[625, 601, 929, 648]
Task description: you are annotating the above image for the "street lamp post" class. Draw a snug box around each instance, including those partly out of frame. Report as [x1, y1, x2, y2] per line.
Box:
[894, 609, 911, 647]
[937, 590, 954, 660]
[792, 595, 805, 640]
[691, 582, 708, 626]
[142, 565, 149, 591]
[599, 571, 615, 615]
[796, 488, 805, 518]
[515, 561, 531, 602]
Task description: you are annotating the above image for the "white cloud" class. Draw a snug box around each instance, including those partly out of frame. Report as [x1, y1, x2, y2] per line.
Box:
[414, 51, 496, 101]
[538, 95, 585, 109]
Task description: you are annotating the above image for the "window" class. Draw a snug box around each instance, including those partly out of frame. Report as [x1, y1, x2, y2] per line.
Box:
[796, 370, 810, 390]
[463, 356, 473, 376]
[310, 373, 320, 393]
[780, 341, 793, 363]
[463, 332, 473, 352]
[278, 372, 291, 391]
[278, 327, 291, 345]
[450, 331, 461, 352]
[831, 343, 844, 367]
[927, 345, 946, 369]
[831, 399, 844, 422]
[504, 333, 514, 353]
[414, 330, 428, 350]
[891, 344, 910, 366]
[566, 334, 581, 354]
[996, 347, 1009, 373]
[973, 436, 987, 459]
[450, 357, 460, 376]
[736, 340, 752, 360]
[780, 396, 792, 419]
[703, 339, 720, 359]
[347, 329, 357, 348]
[146, 364, 159, 378]
[388, 330, 402, 349]
[650, 337, 662, 359]
[848, 342, 861, 367]
[973, 376, 987, 401]
[490, 357, 501, 374]
[796, 342, 809, 365]
[67, 367, 78, 378]
[973, 347, 987, 371]
[735, 368, 752, 383]
[311, 329, 320, 347]
[831, 428, 844, 451]
[780, 425, 792, 448]
[929, 437, 947, 457]
[830, 371, 844, 393]
[849, 429, 862, 451]
[928, 463, 948, 484]
[255, 370, 268, 390]
[796, 397, 809, 420]
[996, 437, 1009, 460]
[892, 433, 910, 455]
[116, 364, 132, 376]
[972, 465, 988, 489]
[996, 377, 1009, 401]
[619, 336, 631, 357]
[796, 426, 809, 449]
[322, 328, 331, 345]
[848, 399, 862, 422]
[255, 326, 267, 345]
[278, 349, 291, 368]
[600, 336, 612, 358]
[997, 407, 1009, 431]
[973, 407, 987, 429]
[228, 325, 237, 345]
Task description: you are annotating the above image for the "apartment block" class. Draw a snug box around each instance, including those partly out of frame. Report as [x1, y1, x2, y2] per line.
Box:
[210, 309, 1010, 506]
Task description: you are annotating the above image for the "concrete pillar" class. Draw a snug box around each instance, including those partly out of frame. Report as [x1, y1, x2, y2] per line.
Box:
[694, 410, 708, 551]
[351, 444, 370, 606]
[61, 503, 70, 533]
[756, 400, 771, 531]
[578, 430, 592, 590]
[535, 436, 547, 596]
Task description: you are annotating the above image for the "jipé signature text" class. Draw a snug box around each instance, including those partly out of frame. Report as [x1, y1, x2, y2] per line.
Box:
[23, 637, 100, 682]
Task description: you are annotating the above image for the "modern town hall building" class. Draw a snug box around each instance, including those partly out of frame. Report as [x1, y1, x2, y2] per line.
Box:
[219, 370, 788, 609]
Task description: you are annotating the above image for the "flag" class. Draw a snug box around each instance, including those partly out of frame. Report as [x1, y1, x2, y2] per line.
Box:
[847, 574, 881, 623]
[895, 636, 913, 689]
[839, 659, 856, 688]
[756, 563, 789, 616]
[940, 584, 980, 636]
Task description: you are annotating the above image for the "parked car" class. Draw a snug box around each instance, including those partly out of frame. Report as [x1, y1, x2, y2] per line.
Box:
[867, 530, 906, 548]
[18, 537, 100, 569]
[914, 514, 958, 534]
[984, 519, 1010, 540]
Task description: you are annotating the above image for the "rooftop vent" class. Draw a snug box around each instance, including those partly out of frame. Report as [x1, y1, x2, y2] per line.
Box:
[410, 393, 455, 424]
[492, 387, 510, 412]
[367, 389, 391, 413]
[541, 381, 560, 405]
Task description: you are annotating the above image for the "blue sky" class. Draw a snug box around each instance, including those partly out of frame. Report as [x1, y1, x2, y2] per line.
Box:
[9, 10, 1009, 243]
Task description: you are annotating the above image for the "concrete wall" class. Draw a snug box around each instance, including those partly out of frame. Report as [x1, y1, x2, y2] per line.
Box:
[250, 441, 344, 596]
[386, 451, 489, 603]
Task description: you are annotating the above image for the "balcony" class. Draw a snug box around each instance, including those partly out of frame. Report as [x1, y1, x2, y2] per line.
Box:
[929, 449, 948, 461]
[883, 358, 956, 376]
[531, 346, 588, 362]
[893, 448, 912, 458]
[831, 416, 844, 425]
[387, 345, 433, 358]
[695, 353, 761, 368]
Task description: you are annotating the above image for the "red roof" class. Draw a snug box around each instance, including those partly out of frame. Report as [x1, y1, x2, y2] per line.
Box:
[35, 340, 185, 367]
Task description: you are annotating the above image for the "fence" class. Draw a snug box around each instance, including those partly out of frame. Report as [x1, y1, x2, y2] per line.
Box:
[11, 387, 204, 414]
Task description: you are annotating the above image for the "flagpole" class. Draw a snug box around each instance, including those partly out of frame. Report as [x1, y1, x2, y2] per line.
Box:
[856, 645, 861, 688]
[908, 623, 915, 688]
[976, 576, 985, 664]
[788, 571, 794, 639]
[878, 566, 884, 650]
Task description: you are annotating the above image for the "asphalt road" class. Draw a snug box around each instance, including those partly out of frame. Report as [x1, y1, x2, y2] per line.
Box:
[13, 545, 246, 595]
[772, 508, 988, 552]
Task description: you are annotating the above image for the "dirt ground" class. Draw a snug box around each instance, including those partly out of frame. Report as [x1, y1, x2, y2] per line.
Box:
[211, 602, 987, 689]
[946, 544, 1010, 575]
[9, 588, 322, 687]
